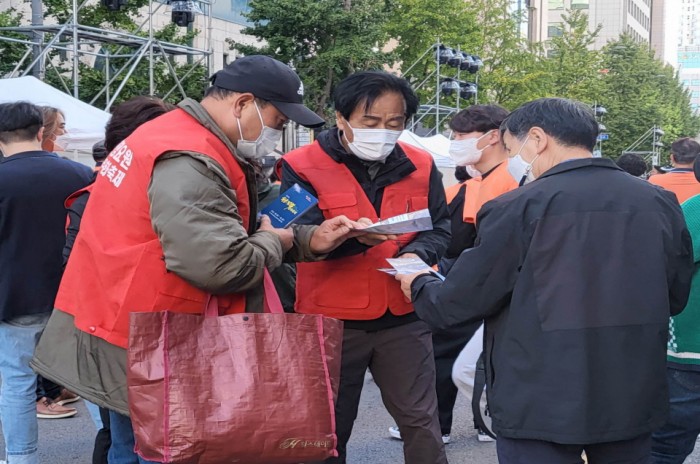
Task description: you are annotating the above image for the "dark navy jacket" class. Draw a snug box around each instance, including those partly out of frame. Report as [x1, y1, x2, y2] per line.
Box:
[412, 158, 694, 444]
[0, 151, 93, 321]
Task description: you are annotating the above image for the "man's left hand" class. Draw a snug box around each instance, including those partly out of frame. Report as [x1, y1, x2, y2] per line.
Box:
[397, 253, 420, 260]
[395, 271, 429, 301]
[310, 215, 360, 254]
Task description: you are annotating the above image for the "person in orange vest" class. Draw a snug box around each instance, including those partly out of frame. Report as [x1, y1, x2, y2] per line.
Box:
[388, 105, 517, 445]
[648, 137, 700, 204]
[441, 105, 518, 444]
[280, 71, 451, 464]
[31, 56, 360, 464]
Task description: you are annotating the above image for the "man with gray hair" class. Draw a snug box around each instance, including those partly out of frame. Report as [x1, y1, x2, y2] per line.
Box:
[396, 98, 694, 463]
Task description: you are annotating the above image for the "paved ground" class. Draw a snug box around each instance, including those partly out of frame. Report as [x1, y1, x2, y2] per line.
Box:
[2, 374, 700, 463]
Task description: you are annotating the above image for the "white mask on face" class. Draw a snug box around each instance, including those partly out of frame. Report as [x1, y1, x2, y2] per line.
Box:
[236, 102, 283, 159]
[449, 131, 492, 167]
[465, 164, 482, 179]
[343, 121, 402, 162]
[53, 135, 69, 152]
[507, 136, 540, 185]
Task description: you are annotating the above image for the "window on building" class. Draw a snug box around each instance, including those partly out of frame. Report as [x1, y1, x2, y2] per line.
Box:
[211, 0, 252, 26]
[548, 23, 564, 37]
[549, 0, 565, 9]
[692, 79, 700, 85]
[571, 0, 589, 9]
[693, 91, 700, 98]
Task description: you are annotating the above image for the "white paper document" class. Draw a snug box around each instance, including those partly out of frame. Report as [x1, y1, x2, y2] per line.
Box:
[379, 257, 446, 281]
[360, 209, 433, 235]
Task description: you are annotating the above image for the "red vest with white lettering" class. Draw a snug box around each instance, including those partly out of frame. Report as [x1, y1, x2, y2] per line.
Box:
[55, 108, 250, 349]
[283, 141, 432, 320]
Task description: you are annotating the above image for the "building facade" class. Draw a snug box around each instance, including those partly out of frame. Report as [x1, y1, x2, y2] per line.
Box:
[0, 0, 259, 77]
[518, 0, 679, 66]
[678, 0, 700, 112]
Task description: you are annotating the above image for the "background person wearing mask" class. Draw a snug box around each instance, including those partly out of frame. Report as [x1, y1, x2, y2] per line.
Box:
[0, 101, 93, 464]
[57, 96, 175, 464]
[388, 105, 514, 445]
[281, 71, 451, 464]
[649, 137, 700, 203]
[34, 106, 81, 419]
[651, 156, 700, 463]
[40, 106, 67, 152]
[396, 98, 694, 463]
[32, 56, 358, 464]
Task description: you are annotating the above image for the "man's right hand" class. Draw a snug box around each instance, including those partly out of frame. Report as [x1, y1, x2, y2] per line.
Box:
[352, 217, 398, 246]
[258, 215, 294, 252]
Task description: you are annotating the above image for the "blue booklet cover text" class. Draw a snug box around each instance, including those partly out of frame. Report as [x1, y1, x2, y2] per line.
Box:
[261, 183, 318, 228]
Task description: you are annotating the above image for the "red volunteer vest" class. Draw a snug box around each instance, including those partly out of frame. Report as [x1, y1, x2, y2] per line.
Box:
[462, 162, 518, 224]
[55, 108, 251, 349]
[284, 141, 432, 320]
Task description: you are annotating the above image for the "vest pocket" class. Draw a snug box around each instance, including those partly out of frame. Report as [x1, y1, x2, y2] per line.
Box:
[318, 193, 361, 221]
[409, 196, 429, 211]
[308, 263, 371, 310]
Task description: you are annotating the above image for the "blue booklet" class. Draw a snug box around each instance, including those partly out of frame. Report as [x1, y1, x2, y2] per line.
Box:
[260, 183, 319, 228]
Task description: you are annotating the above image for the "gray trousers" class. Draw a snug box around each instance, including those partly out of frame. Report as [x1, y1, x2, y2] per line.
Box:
[324, 320, 448, 464]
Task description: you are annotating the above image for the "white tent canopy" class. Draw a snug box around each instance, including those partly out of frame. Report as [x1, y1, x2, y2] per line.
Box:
[0, 76, 110, 151]
[399, 130, 454, 168]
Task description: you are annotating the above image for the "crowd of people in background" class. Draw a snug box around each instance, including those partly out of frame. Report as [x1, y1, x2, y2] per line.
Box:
[1, 55, 700, 464]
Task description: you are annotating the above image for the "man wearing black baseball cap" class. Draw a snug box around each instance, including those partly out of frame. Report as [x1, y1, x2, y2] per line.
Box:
[29, 55, 358, 464]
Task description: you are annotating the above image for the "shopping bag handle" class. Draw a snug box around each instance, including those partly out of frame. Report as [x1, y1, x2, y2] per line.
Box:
[203, 268, 283, 317]
[204, 295, 220, 318]
[263, 268, 284, 314]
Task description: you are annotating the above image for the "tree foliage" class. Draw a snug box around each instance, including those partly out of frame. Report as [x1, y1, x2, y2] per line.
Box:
[463, 0, 549, 109]
[231, 0, 394, 118]
[599, 35, 700, 161]
[0, 9, 27, 77]
[545, 9, 604, 102]
[0, 0, 208, 107]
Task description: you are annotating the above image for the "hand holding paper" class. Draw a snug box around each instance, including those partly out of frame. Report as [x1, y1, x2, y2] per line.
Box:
[310, 215, 362, 254]
[353, 218, 398, 246]
[378, 257, 444, 302]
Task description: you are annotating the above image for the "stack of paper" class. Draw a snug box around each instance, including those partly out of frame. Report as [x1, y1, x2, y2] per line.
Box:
[378, 257, 445, 281]
[360, 209, 433, 235]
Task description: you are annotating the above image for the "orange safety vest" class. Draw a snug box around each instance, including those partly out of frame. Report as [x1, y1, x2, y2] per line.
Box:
[55, 108, 250, 349]
[648, 171, 700, 204]
[461, 162, 518, 224]
[283, 141, 432, 320]
[445, 182, 465, 204]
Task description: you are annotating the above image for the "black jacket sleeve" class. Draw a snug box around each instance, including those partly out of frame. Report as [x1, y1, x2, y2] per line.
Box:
[410, 200, 522, 330]
[62, 191, 90, 267]
[280, 160, 372, 260]
[398, 162, 452, 266]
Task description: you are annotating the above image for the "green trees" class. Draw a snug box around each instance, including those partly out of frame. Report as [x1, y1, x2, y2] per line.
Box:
[231, 0, 394, 117]
[599, 36, 700, 160]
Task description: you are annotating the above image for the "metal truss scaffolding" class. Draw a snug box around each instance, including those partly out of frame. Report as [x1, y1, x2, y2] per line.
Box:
[0, 0, 212, 110]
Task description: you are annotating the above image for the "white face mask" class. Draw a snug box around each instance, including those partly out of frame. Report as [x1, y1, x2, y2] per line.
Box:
[236, 102, 283, 160]
[465, 164, 482, 179]
[449, 131, 492, 167]
[343, 122, 402, 162]
[507, 136, 540, 185]
[53, 135, 70, 152]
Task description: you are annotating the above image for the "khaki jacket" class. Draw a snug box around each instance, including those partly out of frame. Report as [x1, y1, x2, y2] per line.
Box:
[32, 99, 321, 415]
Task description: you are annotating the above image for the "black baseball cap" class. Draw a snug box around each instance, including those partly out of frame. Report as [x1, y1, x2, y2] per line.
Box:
[210, 55, 325, 128]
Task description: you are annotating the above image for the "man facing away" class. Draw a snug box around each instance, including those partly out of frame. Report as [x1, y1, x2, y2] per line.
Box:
[648, 137, 700, 204]
[0, 101, 93, 464]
